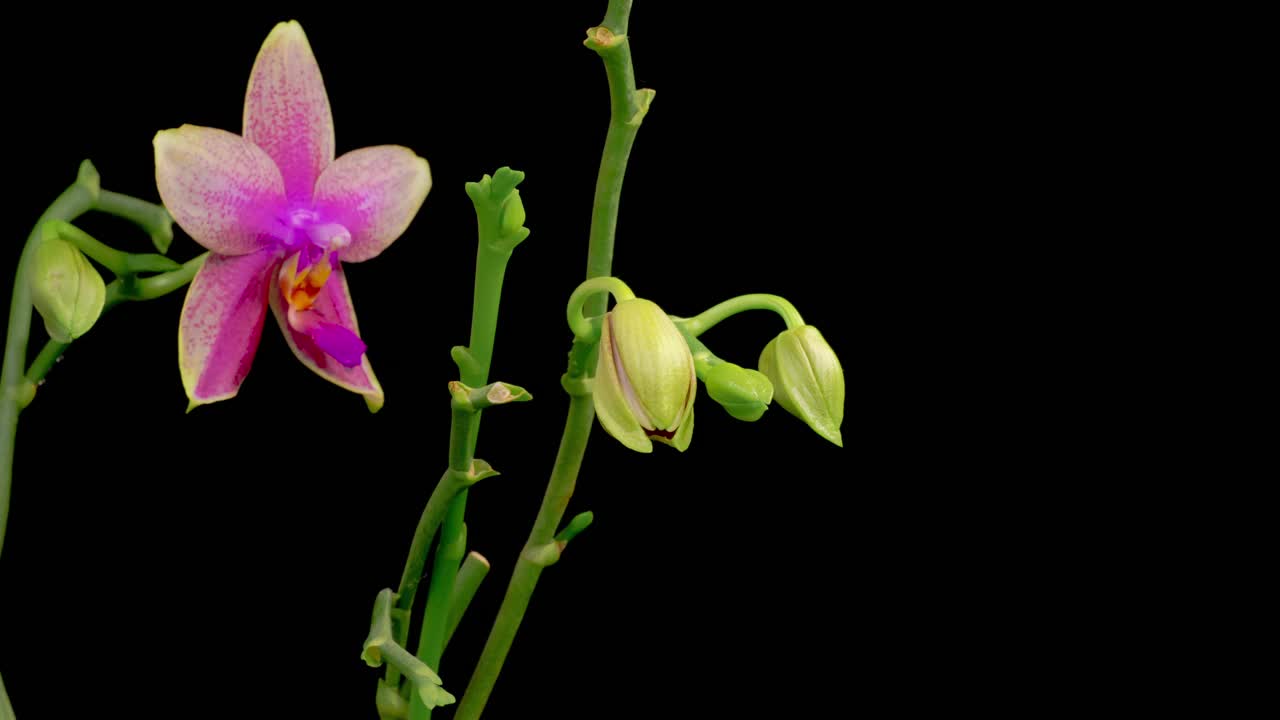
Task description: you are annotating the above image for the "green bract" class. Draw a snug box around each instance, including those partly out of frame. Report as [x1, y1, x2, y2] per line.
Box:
[27, 233, 105, 343]
[759, 325, 844, 446]
[594, 298, 696, 453]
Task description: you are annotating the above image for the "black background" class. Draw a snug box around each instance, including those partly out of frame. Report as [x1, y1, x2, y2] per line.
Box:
[0, 4, 883, 718]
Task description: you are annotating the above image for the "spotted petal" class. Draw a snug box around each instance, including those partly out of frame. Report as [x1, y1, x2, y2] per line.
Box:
[269, 263, 385, 412]
[179, 250, 279, 408]
[154, 126, 286, 255]
[313, 146, 431, 263]
[243, 20, 335, 202]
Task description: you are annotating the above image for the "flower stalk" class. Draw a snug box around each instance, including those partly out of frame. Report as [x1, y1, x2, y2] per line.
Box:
[0, 162, 190, 720]
[387, 169, 530, 720]
[675, 293, 806, 337]
[454, 2, 653, 716]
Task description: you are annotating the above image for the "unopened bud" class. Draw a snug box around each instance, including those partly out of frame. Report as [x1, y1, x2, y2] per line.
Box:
[703, 362, 773, 422]
[501, 190, 525, 237]
[594, 298, 696, 453]
[758, 326, 844, 446]
[28, 233, 105, 343]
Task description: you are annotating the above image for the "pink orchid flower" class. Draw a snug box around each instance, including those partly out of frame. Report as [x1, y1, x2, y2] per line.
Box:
[155, 21, 430, 412]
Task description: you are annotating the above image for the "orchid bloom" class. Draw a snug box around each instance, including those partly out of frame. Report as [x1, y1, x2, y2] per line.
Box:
[155, 21, 430, 411]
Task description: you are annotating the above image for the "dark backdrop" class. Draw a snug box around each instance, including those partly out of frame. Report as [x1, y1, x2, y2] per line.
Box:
[0, 4, 878, 718]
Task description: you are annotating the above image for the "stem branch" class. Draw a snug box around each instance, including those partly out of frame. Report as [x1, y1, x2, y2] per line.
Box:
[678, 294, 806, 337]
[454, 2, 649, 717]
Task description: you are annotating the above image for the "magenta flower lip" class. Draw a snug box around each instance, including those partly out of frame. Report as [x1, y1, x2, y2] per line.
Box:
[155, 20, 431, 412]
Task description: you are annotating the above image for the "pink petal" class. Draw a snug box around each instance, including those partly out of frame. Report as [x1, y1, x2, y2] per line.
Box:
[269, 263, 385, 411]
[154, 126, 287, 256]
[179, 250, 279, 408]
[243, 21, 335, 202]
[313, 146, 431, 263]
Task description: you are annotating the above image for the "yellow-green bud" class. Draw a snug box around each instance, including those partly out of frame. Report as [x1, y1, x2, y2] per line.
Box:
[500, 190, 526, 237]
[593, 298, 696, 453]
[703, 362, 773, 422]
[758, 325, 844, 446]
[27, 234, 105, 343]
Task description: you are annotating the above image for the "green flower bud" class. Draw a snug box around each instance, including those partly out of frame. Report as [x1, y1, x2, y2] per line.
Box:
[703, 362, 773, 422]
[500, 190, 526, 237]
[758, 325, 844, 446]
[593, 298, 696, 453]
[27, 234, 105, 343]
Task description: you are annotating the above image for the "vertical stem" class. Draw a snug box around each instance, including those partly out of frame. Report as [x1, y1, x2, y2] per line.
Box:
[405, 240, 514, 720]
[454, 395, 594, 720]
[1, 172, 190, 718]
[1, 179, 96, 561]
[455, 2, 649, 717]
[444, 551, 491, 652]
[584, 2, 639, 317]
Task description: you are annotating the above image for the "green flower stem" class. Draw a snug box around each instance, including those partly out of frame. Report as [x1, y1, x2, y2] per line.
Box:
[677, 294, 806, 338]
[409, 406, 479, 718]
[129, 253, 206, 299]
[0, 162, 170, 717]
[95, 189, 174, 254]
[454, 393, 595, 720]
[682, 331, 721, 373]
[455, 2, 650, 717]
[385, 469, 463, 695]
[566, 276, 635, 341]
[1, 173, 98, 562]
[400, 168, 529, 719]
[392, 470, 466, 633]
[22, 254, 206, 389]
[582, 0, 651, 319]
[443, 551, 491, 652]
[0, 164, 190, 718]
[41, 220, 179, 277]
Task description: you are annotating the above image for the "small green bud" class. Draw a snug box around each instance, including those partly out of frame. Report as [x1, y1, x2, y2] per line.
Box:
[76, 159, 101, 201]
[28, 234, 106, 343]
[703, 362, 773, 422]
[500, 190, 525, 237]
[758, 325, 844, 446]
[593, 298, 696, 453]
[376, 681, 408, 718]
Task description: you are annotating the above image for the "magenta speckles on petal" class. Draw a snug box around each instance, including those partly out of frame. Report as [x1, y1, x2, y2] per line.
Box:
[179, 251, 279, 406]
[154, 126, 286, 256]
[313, 146, 432, 263]
[158, 21, 422, 410]
[243, 21, 335, 202]
[308, 323, 367, 367]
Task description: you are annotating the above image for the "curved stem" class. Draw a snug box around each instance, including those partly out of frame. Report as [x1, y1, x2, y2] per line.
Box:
[95, 189, 174, 253]
[1, 176, 97, 561]
[22, 254, 205, 388]
[566, 276, 635, 341]
[678, 294, 805, 337]
[0, 174, 100, 720]
[1, 168, 187, 718]
[455, 2, 649, 717]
